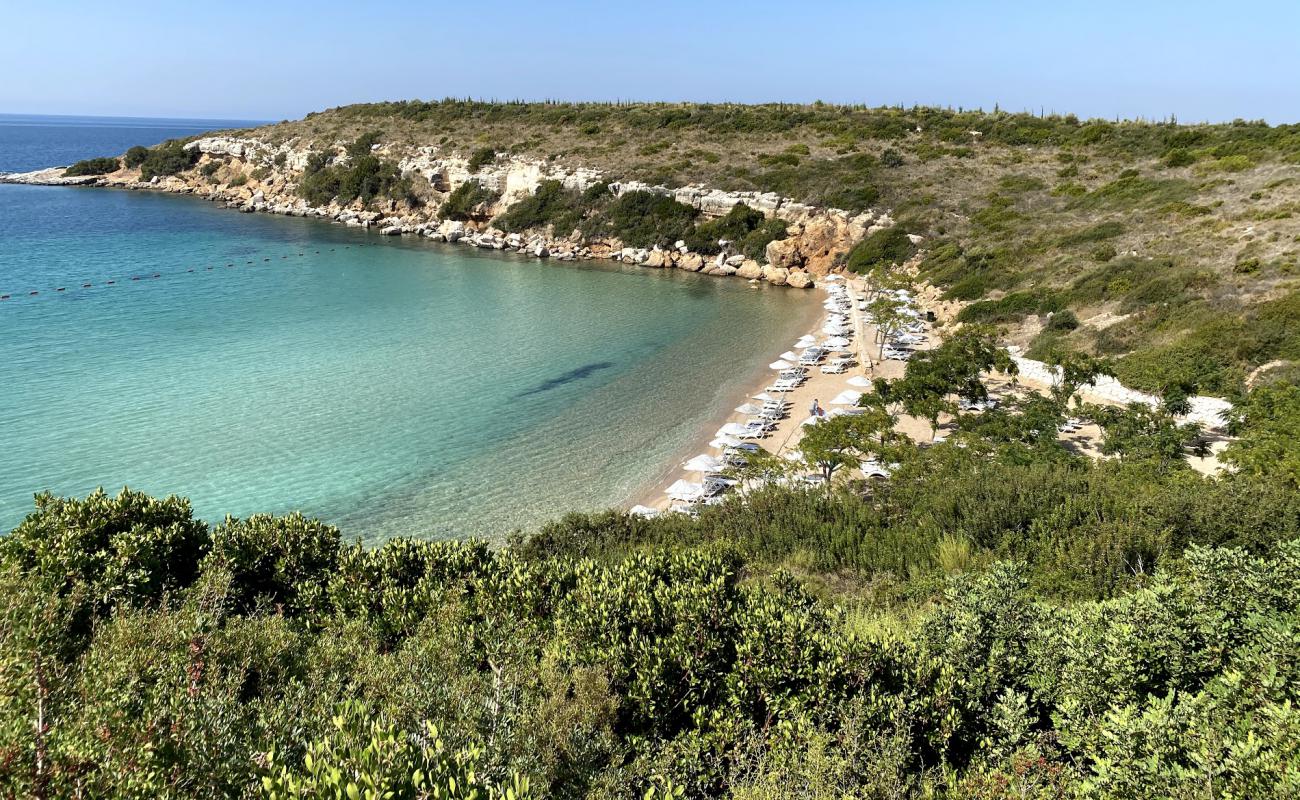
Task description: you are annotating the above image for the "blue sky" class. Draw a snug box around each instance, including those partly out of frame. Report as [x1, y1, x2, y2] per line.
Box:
[4, 0, 1297, 123]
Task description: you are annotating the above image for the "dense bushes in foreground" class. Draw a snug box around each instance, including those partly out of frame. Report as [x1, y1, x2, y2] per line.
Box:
[3, 441, 1300, 797]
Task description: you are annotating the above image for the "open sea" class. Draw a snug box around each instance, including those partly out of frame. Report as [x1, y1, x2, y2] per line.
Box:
[0, 114, 813, 540]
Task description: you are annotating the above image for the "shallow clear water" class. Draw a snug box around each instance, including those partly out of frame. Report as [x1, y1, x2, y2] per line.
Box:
[0, 185, 813, 540]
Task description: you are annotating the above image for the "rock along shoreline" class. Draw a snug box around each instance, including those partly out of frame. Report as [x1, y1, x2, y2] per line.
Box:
[1, 135, 903, 290]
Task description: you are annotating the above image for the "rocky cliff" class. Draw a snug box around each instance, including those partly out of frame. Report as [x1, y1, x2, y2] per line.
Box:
[4, 135, 896, 289]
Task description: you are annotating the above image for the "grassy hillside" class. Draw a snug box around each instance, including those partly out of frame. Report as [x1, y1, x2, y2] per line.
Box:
[234, 101, 1300, 395]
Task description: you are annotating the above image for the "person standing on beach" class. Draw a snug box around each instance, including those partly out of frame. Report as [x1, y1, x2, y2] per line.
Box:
[810, 398, 822, 417]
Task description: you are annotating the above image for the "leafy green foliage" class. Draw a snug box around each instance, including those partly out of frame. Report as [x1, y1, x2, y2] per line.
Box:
[438, 180, 500, 221]
[581, 190, 698, 248]
[467, 146, 497, 173]
[3, 463, 1300, 797]
[1224, 382, 1300, 487]
[847, 226, 916, 273]
[63, 157, 120, 177]
[137, 141, 200, 180]
[957, 291, 1065, 324]
[261, 700, 533, 799]
[683, 203, 788, 261]
[122, 145, 149, 168]
[494, 179, 601, 235]
[298, 135, 415, 207]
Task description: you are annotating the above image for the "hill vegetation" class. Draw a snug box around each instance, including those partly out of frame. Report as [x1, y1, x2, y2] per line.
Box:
[4, 365, 1300, 797]
[221, 100, 1300, 396]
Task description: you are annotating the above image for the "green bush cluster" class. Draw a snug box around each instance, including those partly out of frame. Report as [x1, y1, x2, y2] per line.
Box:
[846, 225, 917, 273]
[63, 157, 120, 177]
[467, 146, 496, 173]
[136, 141, 200, 181]
[4, 457, 1299, 797]
[956, 290, 1065, 324]
[683, 203, 788, 261]
[494, 179, 607, 235]
[122, 145, 149, 168]
[580, 190, 698, 248]
[299, 135, 416, 208]
[331, 99, 1300, 163]
[438, 179, 500, 221]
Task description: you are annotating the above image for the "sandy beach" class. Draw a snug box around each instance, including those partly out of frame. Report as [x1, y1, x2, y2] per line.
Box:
[639, 274, 934, 510]
[634, 270, 1229, 513]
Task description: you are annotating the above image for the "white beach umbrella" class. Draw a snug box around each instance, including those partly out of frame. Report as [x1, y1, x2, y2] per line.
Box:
[800, 416, 822, 426]
[830, 390, 863, 405]
[684, 454, 724, 473]
[779, 351, 799, 361]
[666, 480, 705, 502]
[795, 334, 817, 345]
[735, 402, 761, 414]
[769, 359, 793, 370]
[751, 392, 776, 402]
[711, 435, 743, 449]
[629, 505, 661, 518]
[823, 337, 851, 349]
[847, 375, 873, 388]
[717, 422, 749, 437]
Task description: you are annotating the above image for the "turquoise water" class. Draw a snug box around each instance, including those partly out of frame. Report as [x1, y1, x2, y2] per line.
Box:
[0, 184, 813, 540]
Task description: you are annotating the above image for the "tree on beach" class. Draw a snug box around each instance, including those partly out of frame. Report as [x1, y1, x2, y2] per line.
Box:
[1043, 349, 1113, 410]
[868, 295, 910, 360]
[797, 408, 897, 488]
[888, 328, 1018, 439]
[1088, 401, 1203, 471]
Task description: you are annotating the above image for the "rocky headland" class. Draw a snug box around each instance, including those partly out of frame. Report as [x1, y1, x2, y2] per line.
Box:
[1, 135, 902, 289]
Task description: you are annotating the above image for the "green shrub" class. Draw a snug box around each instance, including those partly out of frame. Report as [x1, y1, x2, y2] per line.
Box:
[846, 226, 916, 273]
[957, 291, 1065, 324]
[683, 203, 762, 254]
[880, 148, 905, 167]
[298, 136, 414, 207]
[1046, 309, 1080, 331]
[137, 141, 199, 180]
[63, 157, 120, 177]
[580, 190, 698, 248]
[345, 130, 381, 157]
[229, 173, 248, 187]
[200, 160, 222, 177]
[467, 146, 496, 173]
[122, 145, 149, 168]
[680, 203, 790, 262]
[494, 179, 589, 234]
[439, 179, 500, 220]
[1162, 148, 1196, 167]
[1058, 220, 1125, 247]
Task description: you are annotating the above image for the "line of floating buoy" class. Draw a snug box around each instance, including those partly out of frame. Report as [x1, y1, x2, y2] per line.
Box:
[1, 249, 333, 306]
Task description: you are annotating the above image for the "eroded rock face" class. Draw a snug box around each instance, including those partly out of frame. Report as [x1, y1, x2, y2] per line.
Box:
[35, 133, 897, 291]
